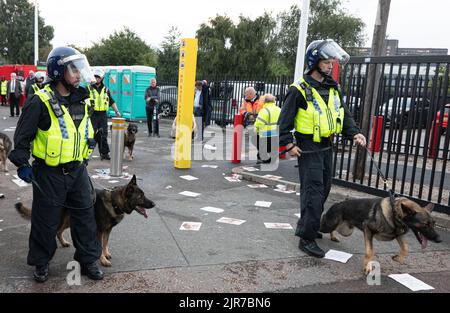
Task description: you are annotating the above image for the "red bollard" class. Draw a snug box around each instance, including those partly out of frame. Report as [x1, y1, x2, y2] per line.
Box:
[232, 114, 243, 164]
[428, 120, 440, 158]
[279, 145, 286, 159]
[370, 116, 383, 153]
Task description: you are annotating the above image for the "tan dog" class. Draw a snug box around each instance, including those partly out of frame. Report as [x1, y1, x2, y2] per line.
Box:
[320, 197, 442, 274]
[0, 132, 12, 172]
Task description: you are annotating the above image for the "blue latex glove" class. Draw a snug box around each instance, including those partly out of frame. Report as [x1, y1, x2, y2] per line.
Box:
[17, 166, 33, 183]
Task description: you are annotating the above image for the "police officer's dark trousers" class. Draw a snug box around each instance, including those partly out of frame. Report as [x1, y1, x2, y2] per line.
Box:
[91, 111, 109, 155]
[27, 160, 101, 266]
[295, 137, 333, 240]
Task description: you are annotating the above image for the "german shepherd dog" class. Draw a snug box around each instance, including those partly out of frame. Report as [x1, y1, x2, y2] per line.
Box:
[320, 197, 442, 274]
[124, 123, 138, 160]
[15, 175, 155, 267]
[0, 132, 12, 172]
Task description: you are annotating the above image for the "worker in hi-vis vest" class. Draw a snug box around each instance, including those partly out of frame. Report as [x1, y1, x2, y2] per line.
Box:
[254, 93, 281, 164]
[278, 39, 367, 259]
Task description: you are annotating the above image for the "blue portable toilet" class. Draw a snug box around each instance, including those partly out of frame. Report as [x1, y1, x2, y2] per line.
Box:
[116, 66, 156, 121]
[104, 68, 121, 117]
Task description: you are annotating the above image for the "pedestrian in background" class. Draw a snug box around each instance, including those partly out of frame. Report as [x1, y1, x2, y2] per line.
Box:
[254, 93, 281, 164]
[0, 76, 7, 106]
[145, 78, 160, 137]
[7, 72, 22, 117]
[25, 70, 36, 99]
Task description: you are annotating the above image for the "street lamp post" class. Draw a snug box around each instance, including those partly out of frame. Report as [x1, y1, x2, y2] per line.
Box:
[294, 0, 310, 80]
[34, 0, 38, 66]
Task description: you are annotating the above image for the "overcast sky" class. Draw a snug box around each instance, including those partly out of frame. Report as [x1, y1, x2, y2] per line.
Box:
[36, 0, 450, 51]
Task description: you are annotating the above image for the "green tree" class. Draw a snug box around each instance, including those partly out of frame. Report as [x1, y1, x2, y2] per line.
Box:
[0, 0, 54, 64]
[157, 26, 181, 79]
[276, 0, 366, 74]
[196, 15, 235, 76]
[84, 27, 157, 67]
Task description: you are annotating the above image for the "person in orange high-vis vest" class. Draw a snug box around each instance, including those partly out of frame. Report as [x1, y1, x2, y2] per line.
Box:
[239, 87, 263, 127]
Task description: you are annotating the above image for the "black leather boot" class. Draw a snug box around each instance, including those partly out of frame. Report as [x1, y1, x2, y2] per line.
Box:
[33, 264, 49, 283]
[81, 262, 104, 280]
[299, 239, 325, 258]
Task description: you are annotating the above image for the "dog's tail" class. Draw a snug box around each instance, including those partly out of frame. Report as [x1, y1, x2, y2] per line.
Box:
[15, 202, 32, 220]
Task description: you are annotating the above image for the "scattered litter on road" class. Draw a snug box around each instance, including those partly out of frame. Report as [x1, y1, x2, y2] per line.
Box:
[180, 222, 202, 231]
[108, 180, 120, 184]
[122, 166, 129, 170]
[202, 165, 219, 169]
[0, 229, 3, 232]
[0, 194, 4, 199]
[255, 201, 272, 208]
[12, 179, 30, 187]
[388, 274, 434, 292]
[324, 250, 353, 263]
[263, 175, 283, 180]
[217, 217, 246, 226]
[264, 223, 293, 230]
[200, 207, 224, 214]
[296, 193, 300, 196]
[179, 191, 201, 198]
[5, 173, 10, 176]
[165, 185, 173, 190]
[0, 219, 3, 222]
[204, 144, 217, 151]
[247, 184, 268, 189]
[225, 175, 241, 183]
[295, 213, 301, 218]
[91, 175, 100, 179]
[274, 185, 296, 194]
[242, 167, 259, 172]
[2, 129, 14, 132]
[180, 175, 199, 181]
[92, 156, 99, 159]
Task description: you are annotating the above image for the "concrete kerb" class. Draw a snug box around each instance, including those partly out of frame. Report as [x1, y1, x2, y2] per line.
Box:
[233, 166, 450, 231]
[232, 166, 300, 192]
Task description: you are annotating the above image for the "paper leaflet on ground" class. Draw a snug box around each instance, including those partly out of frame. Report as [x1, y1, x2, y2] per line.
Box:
[263, 175, 283, 180]
[108, 181, 120, 184]
[255, 201, 272, 208]
[264, 223, 293, 230]
[200, 207, 225, 214]
[274, 185, 297, 194]
[225, 174, 242, 182]
[324, 249, 353, 263]
[388, 274, 434, 291]
[180, 175, 199, 181]
[179, 191, 201, 198]
[295, 213, 301, 218]
[93, 169, 132, 180]
[247, 184, 268, 189]
[242, 167, 259, 172]
[180, 222, 202, 231]
[201, 164, 218, 169]
[204, 144, 217, 151]
[12, 179, 30, 187]
[217, 217, 246, 226]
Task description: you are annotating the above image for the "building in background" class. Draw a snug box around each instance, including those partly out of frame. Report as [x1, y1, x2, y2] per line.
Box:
[352, 39, 448, 56]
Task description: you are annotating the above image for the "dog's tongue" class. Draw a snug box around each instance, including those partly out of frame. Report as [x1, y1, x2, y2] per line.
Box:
[143, 209, 148, 219]
[421, 237, 428, 249]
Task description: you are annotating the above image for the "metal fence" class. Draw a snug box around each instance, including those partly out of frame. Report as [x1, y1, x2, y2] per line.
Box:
[157, 55, 450, 213]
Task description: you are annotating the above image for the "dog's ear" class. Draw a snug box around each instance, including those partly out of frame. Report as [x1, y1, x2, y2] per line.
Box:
[130, 174, 137, 185]
[399, 199, 419, 217]
[424, 203, 434, 213]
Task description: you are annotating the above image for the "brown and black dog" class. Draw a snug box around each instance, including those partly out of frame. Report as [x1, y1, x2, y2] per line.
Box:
[15, 175, 155, 267]
[124, 123, 138, 160]
[320, 197, 442, 274]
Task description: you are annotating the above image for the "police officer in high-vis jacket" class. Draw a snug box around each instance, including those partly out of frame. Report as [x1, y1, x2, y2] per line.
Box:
[278, 39, 367, 258]
[9, 46, 103, 283]
[27, 72, 46, 99]
[88, 68, 121, 160]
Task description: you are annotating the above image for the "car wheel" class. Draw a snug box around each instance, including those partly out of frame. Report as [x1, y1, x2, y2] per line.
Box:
[159, 102, 172, 118]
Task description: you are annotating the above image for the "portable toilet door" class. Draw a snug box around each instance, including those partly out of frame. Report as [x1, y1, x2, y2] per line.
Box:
[130, 69, 156, 120]
[105, 69, 120, 117]
[121, 69, 133, 119]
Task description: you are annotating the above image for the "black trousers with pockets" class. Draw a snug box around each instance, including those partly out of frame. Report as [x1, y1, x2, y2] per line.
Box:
[27, 161, 101, 266]
[91, 111, 109, 155]
[295, 138, 333, 241]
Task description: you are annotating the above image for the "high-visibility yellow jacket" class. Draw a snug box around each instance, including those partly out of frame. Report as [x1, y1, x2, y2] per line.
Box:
[88, 85, 109, 111]
[291, 78, 344, 142]
[32, 85, 94, 166]
[254, 102, 281, 137]
[0, 81, 7, 95]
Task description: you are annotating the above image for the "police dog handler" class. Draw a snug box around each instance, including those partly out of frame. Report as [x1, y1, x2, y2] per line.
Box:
[278, 39, 366, 258]
[9, 47, 104, 283]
